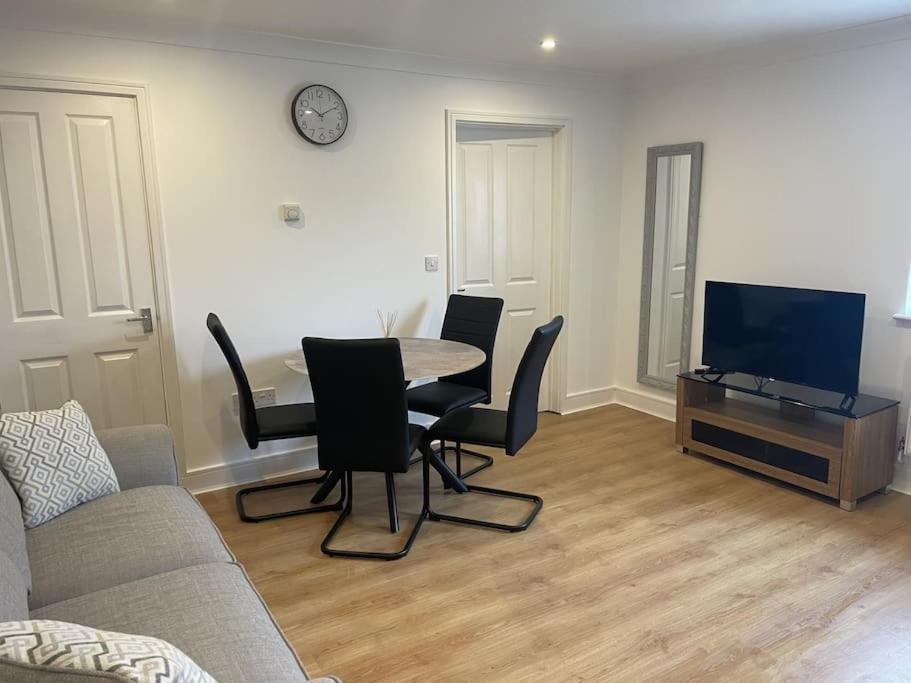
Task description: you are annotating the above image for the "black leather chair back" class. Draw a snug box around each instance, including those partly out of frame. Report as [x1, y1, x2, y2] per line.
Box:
[303, 337, 413, 474]
[207, 313, 259, 448]
[505, 316, 564, 455]
[440, 294, 504, 401]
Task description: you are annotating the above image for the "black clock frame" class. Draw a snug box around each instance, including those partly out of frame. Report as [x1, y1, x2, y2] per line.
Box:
[291, 84, 348, 146]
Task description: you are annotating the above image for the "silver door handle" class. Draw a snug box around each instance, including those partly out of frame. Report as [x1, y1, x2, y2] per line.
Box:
[127, 307, 154, 333]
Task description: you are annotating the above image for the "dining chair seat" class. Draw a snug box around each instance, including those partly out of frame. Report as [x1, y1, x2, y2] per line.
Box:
[256, 403, 318, 439]
[406, 382, 488, 417]
[429, 407, 507, 448]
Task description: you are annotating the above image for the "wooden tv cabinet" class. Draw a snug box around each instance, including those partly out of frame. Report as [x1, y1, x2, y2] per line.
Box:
[675, 373, 899, 511]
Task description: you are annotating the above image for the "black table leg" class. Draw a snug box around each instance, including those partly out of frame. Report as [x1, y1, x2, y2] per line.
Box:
[310, 470, 342, 504]
[425, 447, 469, 493]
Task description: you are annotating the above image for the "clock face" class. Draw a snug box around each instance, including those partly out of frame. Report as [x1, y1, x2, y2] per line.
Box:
[292, 85, 348, 145]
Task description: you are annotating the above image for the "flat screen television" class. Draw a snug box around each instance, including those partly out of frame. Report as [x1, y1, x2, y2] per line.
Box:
[702, 281, 865, 395]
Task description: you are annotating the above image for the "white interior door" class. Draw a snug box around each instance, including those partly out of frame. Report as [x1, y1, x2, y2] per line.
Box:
[0, 87, 167, 428]
[453, 124, 553, 410]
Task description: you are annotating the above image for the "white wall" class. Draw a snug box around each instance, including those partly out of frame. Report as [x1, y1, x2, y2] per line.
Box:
[0, 28, 623, 489]
[614, 35, 911, 485]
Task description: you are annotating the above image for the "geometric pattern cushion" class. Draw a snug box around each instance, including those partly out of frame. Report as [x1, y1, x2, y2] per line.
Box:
[0, 620, 215, 682]
[0, 401, 119, 529]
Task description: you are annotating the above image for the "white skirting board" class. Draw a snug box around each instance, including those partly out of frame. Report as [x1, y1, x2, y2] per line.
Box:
[890, 460, 911, 495]
[183, 444, 319, 494]
[560, 386, 674, 420]
[610, 386, 676, 421]
[561, 386, 617, 414]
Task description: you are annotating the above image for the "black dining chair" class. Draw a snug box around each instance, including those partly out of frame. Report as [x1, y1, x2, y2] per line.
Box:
[425, 316, 564, 533]
[407, 294, 503, 478]
[303, 336, 436, 560]
[207, 313, 342, 522]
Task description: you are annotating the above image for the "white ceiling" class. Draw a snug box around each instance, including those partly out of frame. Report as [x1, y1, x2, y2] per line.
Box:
[4, 0, 911, 73]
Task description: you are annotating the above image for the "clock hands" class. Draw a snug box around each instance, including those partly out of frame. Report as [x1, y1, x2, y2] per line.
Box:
[308, 105, 338, 120]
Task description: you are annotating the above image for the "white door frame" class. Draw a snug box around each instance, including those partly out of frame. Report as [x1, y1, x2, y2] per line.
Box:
[445, 109, 572, 413]
[0, 71, 186, 474]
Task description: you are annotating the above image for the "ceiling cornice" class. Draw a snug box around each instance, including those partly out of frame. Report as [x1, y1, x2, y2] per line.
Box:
[0, 18, 621, 94]
[626, 13, 911, 95]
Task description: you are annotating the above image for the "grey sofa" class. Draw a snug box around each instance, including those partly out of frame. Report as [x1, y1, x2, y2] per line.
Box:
[0, 424, 338, 682]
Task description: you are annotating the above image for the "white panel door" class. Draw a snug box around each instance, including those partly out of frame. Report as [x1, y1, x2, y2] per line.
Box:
[0, 88, 167, 428]
[453, 127, 553, 410]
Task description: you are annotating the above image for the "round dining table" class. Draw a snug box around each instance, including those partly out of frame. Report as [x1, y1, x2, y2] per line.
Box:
[285, 337, 486, 381]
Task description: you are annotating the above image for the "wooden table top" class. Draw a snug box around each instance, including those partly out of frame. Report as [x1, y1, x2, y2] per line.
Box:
[285, 337, 485, 382]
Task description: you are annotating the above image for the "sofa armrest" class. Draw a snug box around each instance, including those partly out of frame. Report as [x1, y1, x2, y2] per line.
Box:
[96, 424, 179, 489]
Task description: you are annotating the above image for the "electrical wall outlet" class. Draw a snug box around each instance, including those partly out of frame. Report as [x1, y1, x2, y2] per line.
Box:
[233, 387, 276, 415]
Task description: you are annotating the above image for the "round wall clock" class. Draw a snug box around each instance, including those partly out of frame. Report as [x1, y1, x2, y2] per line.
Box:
[291, 84, 348, 145]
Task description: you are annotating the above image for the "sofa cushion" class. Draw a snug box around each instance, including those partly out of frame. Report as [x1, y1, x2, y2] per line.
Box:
[0, 620, 216, 682]
[0, 551, 28, 621]
[0, 472, 30, 591]
[32, 563, 310, 683]
[26, 486, 233, 609]
[96, 425, 178, 490]
[0, 400, 119, 528]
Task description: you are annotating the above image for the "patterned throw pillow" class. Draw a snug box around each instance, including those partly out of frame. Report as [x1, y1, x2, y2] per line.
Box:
[0, 620, 216, 682]
[0, 401, 119, 528]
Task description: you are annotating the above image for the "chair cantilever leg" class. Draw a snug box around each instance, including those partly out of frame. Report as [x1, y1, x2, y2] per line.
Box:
[427, 484, 542, 533]
[426, 442, 542, 533]
[321, 463, 429, 561]
[236, 471, 343, 523]
[385, 472, 400, 533]
[445, 444, 494, 480]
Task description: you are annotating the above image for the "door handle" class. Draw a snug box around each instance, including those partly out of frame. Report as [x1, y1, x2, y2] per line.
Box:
[127, 307, 154, 333]
[457, 288, 466, 293]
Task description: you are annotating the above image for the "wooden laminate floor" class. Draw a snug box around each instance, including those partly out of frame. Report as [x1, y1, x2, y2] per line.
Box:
[197, 405, 911, 682]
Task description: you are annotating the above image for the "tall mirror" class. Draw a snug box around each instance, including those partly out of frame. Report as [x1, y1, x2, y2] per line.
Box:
[638, 142, 703, 391]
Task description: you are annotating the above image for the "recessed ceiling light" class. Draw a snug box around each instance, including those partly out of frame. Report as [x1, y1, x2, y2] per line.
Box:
[540, 37, 557, 51]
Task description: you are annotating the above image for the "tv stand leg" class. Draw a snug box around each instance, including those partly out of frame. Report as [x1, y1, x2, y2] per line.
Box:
[675, 445, 686, 453]
[839, 499, 856, 512]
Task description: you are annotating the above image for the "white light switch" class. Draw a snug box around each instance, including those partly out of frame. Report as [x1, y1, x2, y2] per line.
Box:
[281, 204, 302, 223]
[425, 255, 440, 272]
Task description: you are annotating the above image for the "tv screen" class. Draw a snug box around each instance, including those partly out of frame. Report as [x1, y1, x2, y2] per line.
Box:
[702, 281, 865, 395]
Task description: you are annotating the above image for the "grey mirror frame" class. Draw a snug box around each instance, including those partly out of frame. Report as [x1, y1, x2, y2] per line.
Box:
[637, 142, 704, 391]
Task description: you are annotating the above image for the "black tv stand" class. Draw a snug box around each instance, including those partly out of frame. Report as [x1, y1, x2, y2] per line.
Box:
[676, 372, 899, 511]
